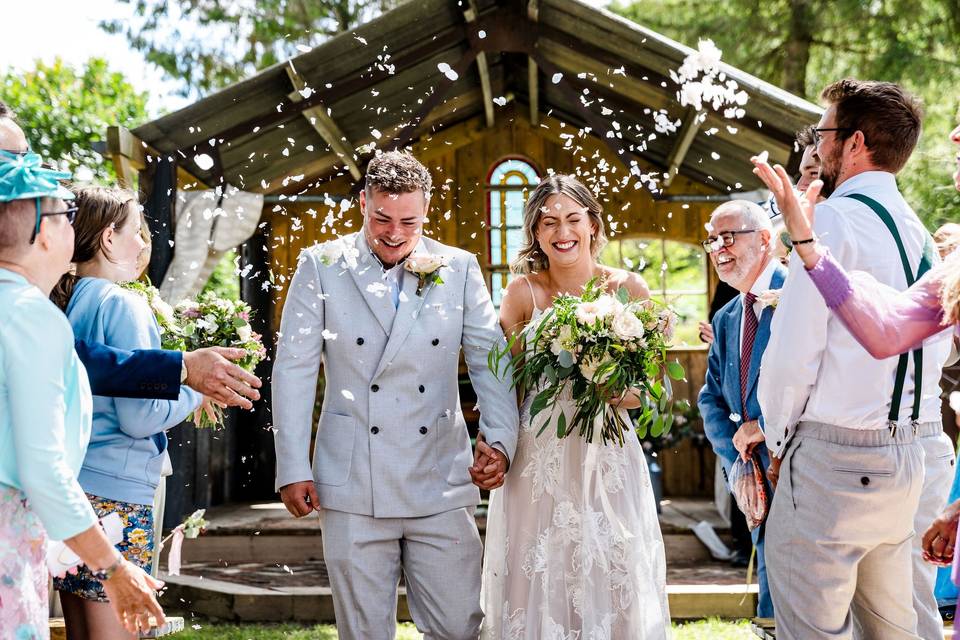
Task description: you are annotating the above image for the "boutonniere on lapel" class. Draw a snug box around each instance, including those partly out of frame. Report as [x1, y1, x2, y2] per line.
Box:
[757, 289, 780, 310]
[404, 254, 449, 296]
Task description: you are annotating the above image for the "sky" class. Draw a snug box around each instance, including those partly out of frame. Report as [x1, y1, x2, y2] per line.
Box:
[2, 0, 614, 117]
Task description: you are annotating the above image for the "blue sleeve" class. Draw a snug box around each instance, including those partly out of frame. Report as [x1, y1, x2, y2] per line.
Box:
[74, 339, 181, 400]
[4, 306, 97, 540]
[99, 290, 201, 438]
[697, 314, 738, 475]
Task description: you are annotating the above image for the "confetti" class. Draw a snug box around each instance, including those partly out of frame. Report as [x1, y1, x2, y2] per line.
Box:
[551, 72, 563, 84]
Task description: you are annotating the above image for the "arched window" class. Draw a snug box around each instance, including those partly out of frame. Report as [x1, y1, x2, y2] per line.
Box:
[599, 238, 708, 346]
[487, 157, 540, 307]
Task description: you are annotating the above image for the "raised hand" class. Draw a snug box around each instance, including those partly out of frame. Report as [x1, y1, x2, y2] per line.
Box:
[470, 433, 507, 490]
[183, 346, 262, 409]
[751, 155, 823, 268]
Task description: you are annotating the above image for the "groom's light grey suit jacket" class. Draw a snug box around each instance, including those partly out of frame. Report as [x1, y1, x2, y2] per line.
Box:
[272, 232, 519, 518]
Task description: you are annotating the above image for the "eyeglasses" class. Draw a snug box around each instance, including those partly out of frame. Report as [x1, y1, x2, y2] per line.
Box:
[701, 229, 758, 253]
[30, 201, 78, 244]
[813, 127, 854, 144]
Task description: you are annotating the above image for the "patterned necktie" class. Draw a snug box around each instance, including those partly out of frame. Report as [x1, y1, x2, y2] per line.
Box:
[740, 292, 758, 420]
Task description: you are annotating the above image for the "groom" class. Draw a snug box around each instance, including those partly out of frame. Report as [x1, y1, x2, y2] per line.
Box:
[272, 150, 519, 640]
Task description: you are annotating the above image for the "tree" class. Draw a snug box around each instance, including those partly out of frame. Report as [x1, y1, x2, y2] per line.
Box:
[101, 0, 403, 99]
[610, 0, 960, 230]
[0, 57, 148, 183]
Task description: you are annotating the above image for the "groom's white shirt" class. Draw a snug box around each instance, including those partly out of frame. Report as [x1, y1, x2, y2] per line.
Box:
[272, 231, 519, 518]
[759, 171, 951, 457]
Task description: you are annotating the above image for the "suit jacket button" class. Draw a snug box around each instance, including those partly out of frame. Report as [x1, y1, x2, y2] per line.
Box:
[432, 338, 439, 346]
[356, 337, 364, 345]
[418, 385, 425, 393]
[420, 426, 428, 435]
[776, 441, 781, 446]
[371, 426, 380, 434]
[861, 476, 870, 486]
[371, 384, 379, 392]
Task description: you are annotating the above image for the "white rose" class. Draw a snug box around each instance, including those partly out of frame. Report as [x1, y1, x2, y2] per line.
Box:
[575, 295, 620, 326]
[611, 309, 645, 341]
[404, 254, 447, 275]
[236, 324, 253, 342]
[550, 339, 563, 356]
[579, 352, 614, 383]
[150, 297, 176, 326]
[757, 289, 780, 309]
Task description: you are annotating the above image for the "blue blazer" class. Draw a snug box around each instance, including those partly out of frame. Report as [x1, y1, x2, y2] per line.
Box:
[698, 265, 787, 479]
[74, 339, 181, 401]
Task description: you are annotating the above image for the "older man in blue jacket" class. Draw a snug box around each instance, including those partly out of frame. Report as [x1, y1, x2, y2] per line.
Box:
[698, 200, 786, 619]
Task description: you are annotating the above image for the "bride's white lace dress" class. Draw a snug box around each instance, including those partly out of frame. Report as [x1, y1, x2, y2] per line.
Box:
[481, 308, 671, 639]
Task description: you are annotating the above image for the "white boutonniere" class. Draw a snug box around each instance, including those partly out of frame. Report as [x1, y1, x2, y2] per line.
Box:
[404, 254, 448, 296]
[757, 289, 780, 310]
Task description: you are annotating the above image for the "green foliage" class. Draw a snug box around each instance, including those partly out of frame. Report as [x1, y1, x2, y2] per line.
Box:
[101, 0, 404, 98]
[610, 0, 960, 231]
[600, 238, 707, 346]
[0, 57, 148, 183]
[201, 250, 241, 302]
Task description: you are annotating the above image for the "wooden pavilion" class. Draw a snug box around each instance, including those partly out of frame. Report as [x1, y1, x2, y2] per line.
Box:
[109, 0, 821, 523]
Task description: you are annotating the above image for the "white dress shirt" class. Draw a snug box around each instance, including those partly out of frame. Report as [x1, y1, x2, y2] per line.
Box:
[759, 172, 952, 457]
[739, 258, 779, 353]
[383, 262, 405, 309]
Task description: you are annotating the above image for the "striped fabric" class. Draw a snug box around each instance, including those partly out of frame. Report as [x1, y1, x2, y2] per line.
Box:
[740, 292, 758, 420]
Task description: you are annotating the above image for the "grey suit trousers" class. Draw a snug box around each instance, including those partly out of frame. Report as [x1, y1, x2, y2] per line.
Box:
[766, 421, 924, 640]
[320, 507, 483, 640]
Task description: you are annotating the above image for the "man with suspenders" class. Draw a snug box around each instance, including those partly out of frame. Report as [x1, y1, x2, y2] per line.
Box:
[759, 80, 954, 639]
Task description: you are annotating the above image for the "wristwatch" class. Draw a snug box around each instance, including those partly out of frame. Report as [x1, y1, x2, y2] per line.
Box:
[180, 356, 189, 383]
[91, 553, 124, 581]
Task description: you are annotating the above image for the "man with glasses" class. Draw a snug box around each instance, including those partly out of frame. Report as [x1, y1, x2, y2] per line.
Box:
[0, 100, 261, 408]
[757, 80, 953, 640]
[698, 199, 786, 620]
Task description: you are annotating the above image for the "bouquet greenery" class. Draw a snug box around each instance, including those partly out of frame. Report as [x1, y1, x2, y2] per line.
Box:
[490, 278, 683, 446]
[120, 283, 266, 428]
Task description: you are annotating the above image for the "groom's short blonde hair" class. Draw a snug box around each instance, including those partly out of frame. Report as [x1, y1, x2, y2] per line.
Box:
[364, 151, 432, 202]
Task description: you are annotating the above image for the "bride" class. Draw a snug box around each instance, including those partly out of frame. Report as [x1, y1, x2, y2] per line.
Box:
[481, 174, 671, 639]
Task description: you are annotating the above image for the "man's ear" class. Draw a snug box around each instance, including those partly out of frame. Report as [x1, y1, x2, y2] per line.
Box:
[359, 189, 367, 216]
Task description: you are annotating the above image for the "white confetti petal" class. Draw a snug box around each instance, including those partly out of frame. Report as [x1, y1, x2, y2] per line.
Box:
[341, 389, 355, 401]
[321, 329, 338, 340]
[193, 154, 214, 171]
[551, 72, 563, 84]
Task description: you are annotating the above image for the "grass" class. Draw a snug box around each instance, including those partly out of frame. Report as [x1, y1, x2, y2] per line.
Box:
[172, 618, 754, 639]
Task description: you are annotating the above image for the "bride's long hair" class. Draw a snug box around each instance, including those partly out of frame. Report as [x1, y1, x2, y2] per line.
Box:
[511, 174, 608, 275]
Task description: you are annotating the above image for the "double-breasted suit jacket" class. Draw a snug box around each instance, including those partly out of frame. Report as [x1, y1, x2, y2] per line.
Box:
[272, 231, 519, 518]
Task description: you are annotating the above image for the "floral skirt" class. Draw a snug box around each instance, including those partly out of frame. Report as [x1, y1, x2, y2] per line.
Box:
[0, 484, 49, 640]
[53, 494, 154, 603]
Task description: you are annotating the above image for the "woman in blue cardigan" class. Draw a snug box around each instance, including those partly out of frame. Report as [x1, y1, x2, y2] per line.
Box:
[52, 186, 206, 640]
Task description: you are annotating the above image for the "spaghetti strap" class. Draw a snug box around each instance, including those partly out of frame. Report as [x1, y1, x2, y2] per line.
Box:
[523, 276, 541, 313]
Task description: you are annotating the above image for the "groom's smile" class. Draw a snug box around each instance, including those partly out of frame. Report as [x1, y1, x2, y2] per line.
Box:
[360, 187, 429, 268]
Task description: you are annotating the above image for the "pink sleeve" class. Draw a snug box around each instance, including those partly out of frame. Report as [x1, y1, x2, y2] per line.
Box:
[805, 249, 956, 359]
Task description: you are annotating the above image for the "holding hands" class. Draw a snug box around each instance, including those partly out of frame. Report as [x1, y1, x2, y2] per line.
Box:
[922, 500, 960, 567]
[470, 433, 508, 490]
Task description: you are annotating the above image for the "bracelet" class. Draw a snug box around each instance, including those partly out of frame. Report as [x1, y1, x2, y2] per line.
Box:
[91, 553, 124, 582]
[790, 237, 816, 246]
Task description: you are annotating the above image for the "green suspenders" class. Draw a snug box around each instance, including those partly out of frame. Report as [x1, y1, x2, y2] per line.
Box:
[846, 194, 935, 435]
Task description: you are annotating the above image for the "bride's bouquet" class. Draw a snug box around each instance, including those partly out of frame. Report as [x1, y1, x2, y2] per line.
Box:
[121, 283, 267, 428]
[491, 278, 683, 445]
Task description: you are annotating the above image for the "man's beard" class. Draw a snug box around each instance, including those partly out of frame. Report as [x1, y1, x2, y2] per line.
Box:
[818, 146, 844, 198]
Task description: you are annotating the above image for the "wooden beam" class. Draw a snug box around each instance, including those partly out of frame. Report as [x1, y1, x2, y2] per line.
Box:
[528, 0, 540, 126]
[663, 108, 703, 188]
[285, 62, 362, 181]
[107, 126, 205, 190]
[464, 1, 494, 129]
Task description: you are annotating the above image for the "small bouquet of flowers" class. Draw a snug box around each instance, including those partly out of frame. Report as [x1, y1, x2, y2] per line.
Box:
[491, 278, 683, 445]
[121, 283, 267, 428]
[174, 292, 267, 427]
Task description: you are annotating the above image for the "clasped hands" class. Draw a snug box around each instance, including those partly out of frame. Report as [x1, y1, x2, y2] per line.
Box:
[922, 500, 960, 567]
[470, 433, 508, 490]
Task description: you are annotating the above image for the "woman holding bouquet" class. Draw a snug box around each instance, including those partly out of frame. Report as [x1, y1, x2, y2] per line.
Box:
[50, 186, 205, 640]
[481, 175, 670, 639]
